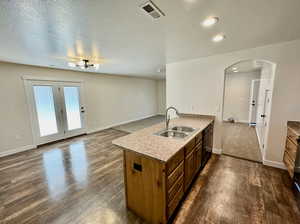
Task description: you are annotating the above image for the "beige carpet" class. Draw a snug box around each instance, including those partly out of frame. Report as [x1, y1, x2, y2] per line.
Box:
[221, 122, 262, 162]
[113, 115, 165, 133]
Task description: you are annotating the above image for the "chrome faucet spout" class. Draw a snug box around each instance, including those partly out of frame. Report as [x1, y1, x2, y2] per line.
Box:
[165, 106, 180, 130]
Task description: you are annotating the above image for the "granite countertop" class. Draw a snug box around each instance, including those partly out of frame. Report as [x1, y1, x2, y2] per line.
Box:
[287, 121, 300, 137]
[112, 114, 214, 163]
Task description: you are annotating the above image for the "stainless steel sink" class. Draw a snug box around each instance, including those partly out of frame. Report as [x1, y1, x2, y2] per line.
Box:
[154, 125, 197, 139]
[171, 126, 195, 132]
[155, 130, 188, 139]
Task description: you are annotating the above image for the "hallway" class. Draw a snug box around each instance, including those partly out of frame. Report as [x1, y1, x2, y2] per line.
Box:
[222, 122, 262, 162]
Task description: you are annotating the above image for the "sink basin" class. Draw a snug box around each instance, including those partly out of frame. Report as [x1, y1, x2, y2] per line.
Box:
[171, 126, 195, 132]
[155, 130, 188, 139]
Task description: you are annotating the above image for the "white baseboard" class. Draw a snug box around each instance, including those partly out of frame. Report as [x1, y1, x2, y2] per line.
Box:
[222, 119, 248, 124]
[239, 120, 249, 124]
[87, 113, 158, 134]
[212, 148, 222, 154]
[0, 114, 158, 157]
[0, 145, 37, 158]
[263, 159, 286, 170]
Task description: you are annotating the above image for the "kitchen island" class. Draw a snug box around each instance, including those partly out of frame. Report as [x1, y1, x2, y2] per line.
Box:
[113, 114, 214, 224]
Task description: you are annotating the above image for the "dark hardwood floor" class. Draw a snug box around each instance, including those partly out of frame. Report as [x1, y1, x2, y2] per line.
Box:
[0, 129, 299, 224]
[173, 155, 300, 224]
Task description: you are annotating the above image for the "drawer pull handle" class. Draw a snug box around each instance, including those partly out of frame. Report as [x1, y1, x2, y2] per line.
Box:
[133, 163, 142, 172]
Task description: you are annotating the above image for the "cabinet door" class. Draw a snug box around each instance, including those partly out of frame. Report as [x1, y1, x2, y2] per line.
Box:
[195, 147, 202, 172]
[184, 150, 195, 191]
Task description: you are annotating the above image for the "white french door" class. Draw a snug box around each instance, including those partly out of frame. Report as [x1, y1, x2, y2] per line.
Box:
[25, 80, 86, 145]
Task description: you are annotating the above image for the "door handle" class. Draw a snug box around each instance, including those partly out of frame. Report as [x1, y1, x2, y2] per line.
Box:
[261, 114, 266, 118]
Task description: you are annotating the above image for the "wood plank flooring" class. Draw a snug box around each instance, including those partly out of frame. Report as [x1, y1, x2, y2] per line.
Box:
[113, 115, 165, 133]
[173, 155, 300, 224]
[0, 129, 299, 224]
[0, 129, 145, 224]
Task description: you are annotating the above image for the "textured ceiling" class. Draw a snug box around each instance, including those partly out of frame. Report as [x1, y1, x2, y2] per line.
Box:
[1, 0, 300, 79]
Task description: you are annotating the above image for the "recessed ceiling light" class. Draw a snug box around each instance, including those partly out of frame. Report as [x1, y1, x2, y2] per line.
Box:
[202, 17, 219, 27]
[233, 70, 238, 73]
[232, 67, 237, 70]
[212, 34, 226, 42]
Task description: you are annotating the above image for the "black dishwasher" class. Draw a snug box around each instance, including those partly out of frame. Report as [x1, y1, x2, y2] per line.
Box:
[201, 123, 214, 168]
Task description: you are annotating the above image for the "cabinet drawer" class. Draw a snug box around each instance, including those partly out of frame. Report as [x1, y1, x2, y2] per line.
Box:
[185, 138, 196, 155]
[283, 151, 295, 178]
[167, 150, 184, 175]
[168, 174, 183, 203]
[168, 185, 184, 218]
[195, 132, 202, 144]
[285, 137, 298, 162]
[167, 161, 184, 188]
[287, 127, 299, 145]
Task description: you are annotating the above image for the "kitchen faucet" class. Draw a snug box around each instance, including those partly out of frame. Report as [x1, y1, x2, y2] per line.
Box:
[165, 106, 180, 130]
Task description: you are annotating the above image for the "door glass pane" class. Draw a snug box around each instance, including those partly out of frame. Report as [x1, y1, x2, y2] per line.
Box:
[33, 86, 58, 136]
[63, 87, 82, 130]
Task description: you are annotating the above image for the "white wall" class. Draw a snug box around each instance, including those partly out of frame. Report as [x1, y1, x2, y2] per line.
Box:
[157, 80, 166, 114]
[166, 39, 300, 167]
[223, 71, 261, 123]
[0, 62, 158, 155]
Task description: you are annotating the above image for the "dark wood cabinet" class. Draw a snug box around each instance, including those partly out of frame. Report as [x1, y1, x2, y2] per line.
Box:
[184, 149, 195, 190]
[283, 125, 299, 179]
[195, 142, 203, 172]
[284, 121, 300, 208]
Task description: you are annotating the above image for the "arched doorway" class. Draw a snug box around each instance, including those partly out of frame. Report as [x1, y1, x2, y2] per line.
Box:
[221, 59, 276, 162]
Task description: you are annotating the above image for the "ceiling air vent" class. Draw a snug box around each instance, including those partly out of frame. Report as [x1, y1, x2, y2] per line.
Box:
[140, 1, 165, 19]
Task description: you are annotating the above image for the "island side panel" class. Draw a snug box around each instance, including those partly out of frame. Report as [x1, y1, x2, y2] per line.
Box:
[123, 150, 129, 208]
[124, 150, 167, 224]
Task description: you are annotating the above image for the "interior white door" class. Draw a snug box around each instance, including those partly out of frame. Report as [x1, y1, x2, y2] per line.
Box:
[260, 90, 271, 147]
[26, 80, 86, 145]
[248, 79, 260, 126]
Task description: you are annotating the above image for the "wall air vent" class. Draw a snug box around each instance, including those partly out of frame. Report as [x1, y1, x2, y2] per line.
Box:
[140, 1, 165, 19]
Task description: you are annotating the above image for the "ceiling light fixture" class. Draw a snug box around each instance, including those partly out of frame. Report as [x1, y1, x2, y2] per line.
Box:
[68, 59, 100, 70]
[202, 17, 219, 27]
[212, 34, 226, 42]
